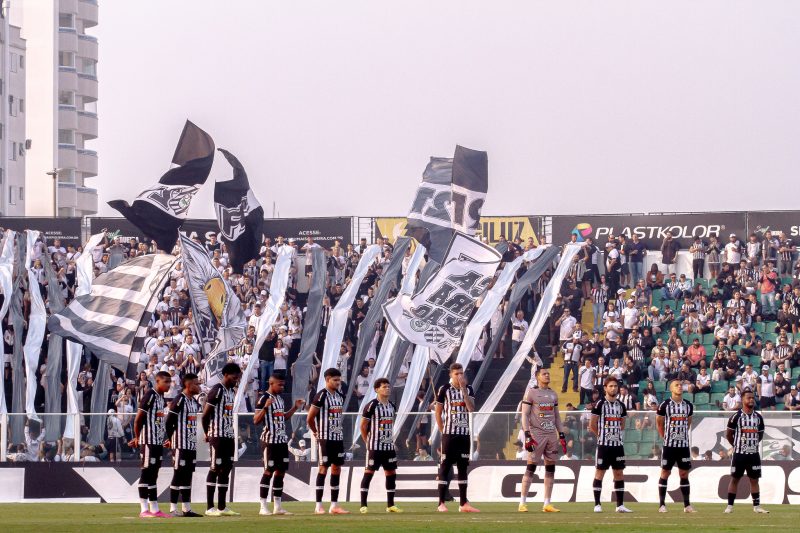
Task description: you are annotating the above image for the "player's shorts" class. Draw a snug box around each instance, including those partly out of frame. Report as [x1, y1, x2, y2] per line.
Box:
[441, 435, 471, 465]
[263, 443, 291, 472]
[730, 453, 761, 479]
[209, 437, 235, 471]
[318, 439, 345, 467]
[140, 444, 163, 469]
[173, 448, 197, 472]
[366, 449, 398, 471]
[660, 446, 691, 471]
[527, 434, 560, 463]
[595, 445, 625, 471]
[760, 396, 776, 409]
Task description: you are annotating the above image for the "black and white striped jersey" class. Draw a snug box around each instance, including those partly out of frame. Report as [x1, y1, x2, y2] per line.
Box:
[256, 392, 288, 444]
[591, 398, 627, 447]
[312, 388, 345, 441]
[435, 383, 474, 436]
[361, 399, 396, 451]
[206, 383, 236, 439]
[727, 409, 765, 455]
[167, 392, 200, 450]
[593, 365, 609, 387]
[138, 390, 166, 445]
[657, 398, 693, 448]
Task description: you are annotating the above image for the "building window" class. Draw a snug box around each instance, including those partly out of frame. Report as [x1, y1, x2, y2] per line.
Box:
[19, 55, 23, 69]
[18, 98, 23, 113]
[58, 169, 75, 184]
[58, 51, 75, 68]
[58, 13, 75, 29]
[18, 143, 23, 157]
[81, 100, 97, 113]
[18, 187, 23, 201]
[58, 129, 75, 145]
[9, 53, 16, 73]
[80, 58, 97, 77]
[0, 123, 3, 140]
[59, 90, 75, 106]
[9, 142, 15, 160]
[8, 187, 14, 205]
[8, 95, 14, 116]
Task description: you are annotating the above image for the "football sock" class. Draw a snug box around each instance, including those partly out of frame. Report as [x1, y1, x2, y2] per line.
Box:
[521, 468, 535, 504]
[361, 472, 374, 507]
[330, 474, 340, 504]
[752, 492, 760, 506]
[593, 479, 602, 506]
[680, 479, 690, 506]
[386, 474, 396, 507]
[658, 478, 668, 506]
[217, 471, 230, 510]
[273, 476, 284, 500]
[315, 473, 326, 504]
[614, 480, 624, 507]
[260, 473, 273, 500]
[206, 471, 217, 509]
[457, 467, 468, 506]
[727, 492, 736, 506]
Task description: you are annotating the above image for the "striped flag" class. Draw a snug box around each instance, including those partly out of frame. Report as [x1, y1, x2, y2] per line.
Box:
[47, 254, 176, 372]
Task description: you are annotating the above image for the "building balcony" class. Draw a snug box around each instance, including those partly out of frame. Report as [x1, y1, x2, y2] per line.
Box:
[58, 144, 78, 169]
[78, 0, 99, 28]
[76, 186, 98, 214]
[77, 110, 98, 139]
[58, 182, 78, 209]
[77, 148, 98, 177]
[58, 105, 78, 130]
[61, 0, 79, 14]
[78, 34, 98, 60]
[58, 28, 79, 53]
[78, 73, 98, 101]
[58, 67, 79, 92]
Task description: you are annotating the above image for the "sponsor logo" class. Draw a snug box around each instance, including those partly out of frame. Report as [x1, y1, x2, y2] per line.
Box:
[572, 223, 593, 241]
[571, 221, 726, 242]
[140, 184, 199, 218]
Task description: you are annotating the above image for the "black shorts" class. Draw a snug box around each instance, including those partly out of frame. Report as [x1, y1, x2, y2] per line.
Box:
[731, 453, 761, 479]
[173, 448, 197, 473]
[263, 443, 291, 472]
[140, 444, 163, 469]
[621, 263, 630, 275]
[209, 437, 235, 472]
[661, 446, 691, 471]
[760, 396, 776, 409]
[441, 435, 471, 465]
[366, 450, 398, 472]
[318, 439, 345, 467]
[595, 445, 625, 471]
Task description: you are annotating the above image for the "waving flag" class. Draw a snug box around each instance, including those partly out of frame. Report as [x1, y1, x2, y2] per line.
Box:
[405, 145, 488, 263]
[48, 254, 176, 372]
[109, 120, 215, 251]
[214, 149, 264, 274]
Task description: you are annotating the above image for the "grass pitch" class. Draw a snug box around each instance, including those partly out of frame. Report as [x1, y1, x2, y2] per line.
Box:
[0, 502, 795, 532]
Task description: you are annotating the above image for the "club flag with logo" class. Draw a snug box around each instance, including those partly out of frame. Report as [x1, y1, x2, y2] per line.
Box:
[178, 233, 247, 386]
[48, 254, 176, 372]
[0, 230, 14, 416]
[405, 145, 488, 263]
[214, 149, 264, 274]
[384, 232, 501, 362]
[108, 120, 215, 251]
[23, 231, 46, 422]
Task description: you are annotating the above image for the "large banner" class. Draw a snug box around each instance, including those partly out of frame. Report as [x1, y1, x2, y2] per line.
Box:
[0, 217, 83, 247]
[551, 212, 747, 249]
[748, 211, 800, 240]
[1, 461, 798, 503]
[384, 233, 501, 361]
[90, 216, 351, 249]
[375, 216, 542, 247]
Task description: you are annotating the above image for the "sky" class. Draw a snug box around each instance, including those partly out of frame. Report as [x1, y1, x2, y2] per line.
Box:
[94, 1, 800, 219]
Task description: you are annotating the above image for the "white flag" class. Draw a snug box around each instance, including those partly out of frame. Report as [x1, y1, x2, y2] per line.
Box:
[384, 232, 501, 361]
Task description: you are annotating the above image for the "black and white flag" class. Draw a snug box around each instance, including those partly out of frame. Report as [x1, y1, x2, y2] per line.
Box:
[405, 145, 488, 264]
[178, 233, 246, 385]
[47, 254, 176, 372]
[383, 232, 501, 362]
[214, 149, 264, 274]
[108, 120, 215, 251]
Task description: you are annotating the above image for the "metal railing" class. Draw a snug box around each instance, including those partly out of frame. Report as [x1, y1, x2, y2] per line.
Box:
[1, 410, 797, 463]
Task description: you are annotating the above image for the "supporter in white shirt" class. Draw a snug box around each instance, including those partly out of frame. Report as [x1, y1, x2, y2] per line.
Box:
[621, 300, 640, 330]
[556, 309, 578, 343]
[354, 367, 370, 398]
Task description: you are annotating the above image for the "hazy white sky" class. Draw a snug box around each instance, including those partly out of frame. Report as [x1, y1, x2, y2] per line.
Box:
[95, 1, 800, 219]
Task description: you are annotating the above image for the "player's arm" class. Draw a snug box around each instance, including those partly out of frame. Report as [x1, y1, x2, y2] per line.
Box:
[589, 414, 599, 436]
[285, 398, 305, 419]
[725, 414, 737, 446]
[553, 403, 567, 453]
[462, 385, 475, 412]
[656, 401, 666, 440]
[129, 391, 151, 447]
[434, 386, 445, 432]
[520, 400, 532, 433]
[201, 402, 213, 438]
[757, 415, 765, 442]
[163, 396, 182, 446]
[253, 395, 269, 425]
[359, 417, 370, 444]
[620, 404, 627, 430]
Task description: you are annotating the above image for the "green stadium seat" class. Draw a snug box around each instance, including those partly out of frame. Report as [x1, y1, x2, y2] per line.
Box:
[655, 381, 668, 392]
[792, 367, 800, 379]
[624, 442, 639, 457]
[638, 442, 654, 458]
[641, 429, 658, 444]
[750, 357, 762, 367]
[626, 429, 642, 443]
[687, 333, 702, 344]
[752, 322, 766, 333]
[710, 392, 726, 405]
[694, 392, 710, 404]
[703, 333, 716, 344]
[712, 381, 729, 393]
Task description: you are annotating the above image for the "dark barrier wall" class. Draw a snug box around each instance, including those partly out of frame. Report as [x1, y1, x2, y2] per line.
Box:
[748, 211, 800, 241]
[89, 217, 352, 249]
[0, 217, 83, 247]
[551, 212, 748, 249]
[1, 461, 798, 503]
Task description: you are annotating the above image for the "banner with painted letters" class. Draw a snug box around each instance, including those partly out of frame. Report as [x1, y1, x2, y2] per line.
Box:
[384, 232, 501, 362]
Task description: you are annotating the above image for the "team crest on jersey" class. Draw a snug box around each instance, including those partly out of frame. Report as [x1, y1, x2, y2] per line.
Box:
[268, 460, 274, 467]
[322, 456, 328, 462]
[150, 458, 156, 464]
[368, 459, 375, 466]
[179, 460, 186, 466]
